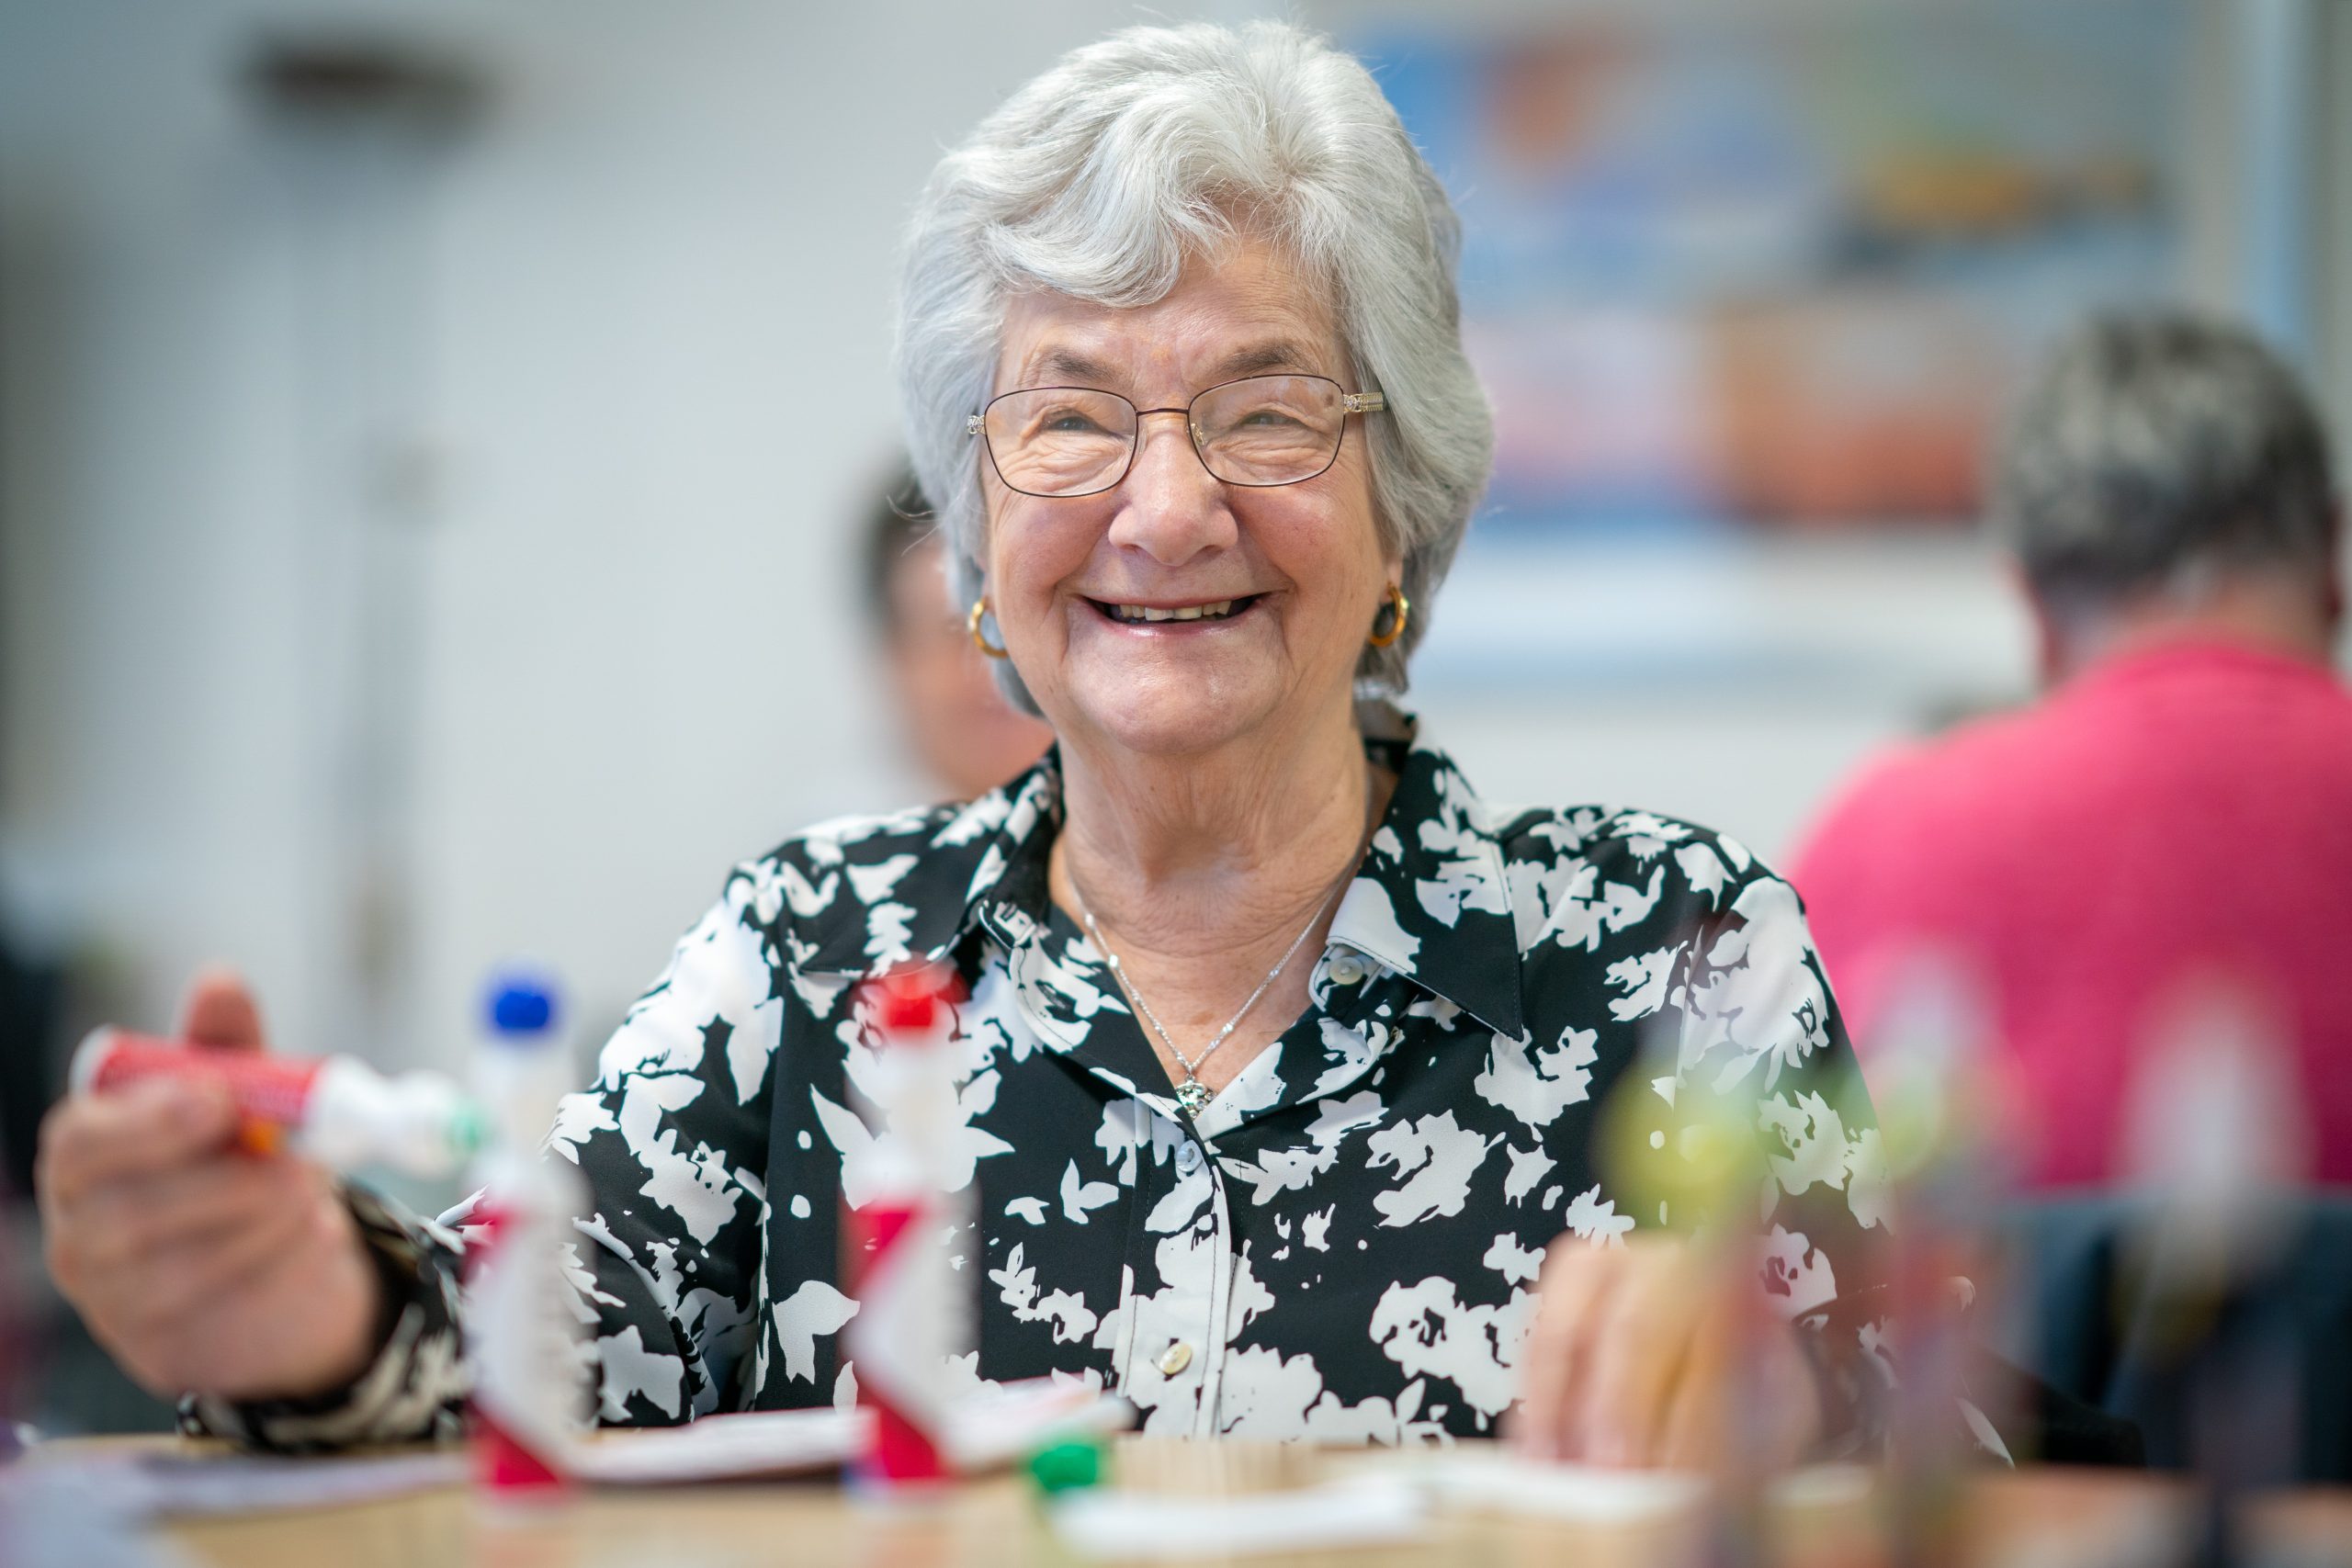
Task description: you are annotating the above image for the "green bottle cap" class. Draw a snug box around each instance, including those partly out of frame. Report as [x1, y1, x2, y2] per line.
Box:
[1027, 1438, 1104, 1495]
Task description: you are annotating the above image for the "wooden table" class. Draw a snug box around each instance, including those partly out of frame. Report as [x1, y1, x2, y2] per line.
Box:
[31, 1436, 2352, 1568]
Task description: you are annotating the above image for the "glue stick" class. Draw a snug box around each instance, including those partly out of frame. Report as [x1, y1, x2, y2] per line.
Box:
[842, 963, 970, 1493]
[465, 974, 590, 1498]
[71, 1028, 483, 1178]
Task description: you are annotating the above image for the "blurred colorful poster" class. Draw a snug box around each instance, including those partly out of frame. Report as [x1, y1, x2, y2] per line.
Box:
[1353, 1, 2186, 537]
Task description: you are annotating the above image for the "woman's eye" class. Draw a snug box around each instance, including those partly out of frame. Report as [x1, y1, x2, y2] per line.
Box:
[1040, 409, 1108, 434]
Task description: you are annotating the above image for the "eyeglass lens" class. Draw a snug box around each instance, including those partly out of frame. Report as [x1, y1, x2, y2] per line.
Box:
[982, 375, 1350, 498]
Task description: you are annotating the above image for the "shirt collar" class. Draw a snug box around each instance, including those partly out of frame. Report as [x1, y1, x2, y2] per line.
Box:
[2069, 632, 2339, 695]
[792, 757, 1062, 977]
[1325, 704, 1526, 1040]
[794, 705, 1527, 1042]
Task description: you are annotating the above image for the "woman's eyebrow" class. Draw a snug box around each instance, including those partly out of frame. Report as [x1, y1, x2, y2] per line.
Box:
[1020, 346, 1118, 386]
[1210, 343, 1313, 380]
[1013, 340, 1317, 391]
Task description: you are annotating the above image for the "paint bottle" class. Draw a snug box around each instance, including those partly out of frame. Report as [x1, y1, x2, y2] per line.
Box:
[466, 973, 590, 1498]
[842, 963, 970, 1493]
[72, 1028, 483, 1178]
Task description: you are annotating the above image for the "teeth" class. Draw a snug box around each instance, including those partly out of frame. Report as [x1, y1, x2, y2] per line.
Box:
[1108, 600, 1237, 624]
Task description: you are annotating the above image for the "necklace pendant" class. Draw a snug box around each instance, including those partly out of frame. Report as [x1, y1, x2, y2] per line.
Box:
[1174, 1078, 1213, 1114]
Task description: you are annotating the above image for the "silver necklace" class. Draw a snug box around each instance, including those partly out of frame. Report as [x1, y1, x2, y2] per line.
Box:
[1069, 832, 1369, 1117]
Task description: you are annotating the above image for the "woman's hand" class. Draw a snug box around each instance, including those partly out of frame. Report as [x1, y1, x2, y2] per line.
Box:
[35, 969, 388, 1402]
[1510, 1232, 1826, 1469]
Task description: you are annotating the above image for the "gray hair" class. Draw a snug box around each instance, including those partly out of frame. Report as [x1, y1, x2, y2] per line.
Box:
[895, 20, 1492, 709]
[1996, 310, 2337, 613]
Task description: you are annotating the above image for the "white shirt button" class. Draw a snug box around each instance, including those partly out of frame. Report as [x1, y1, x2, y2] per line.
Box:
[1175, 1141, 1204, 1175]
[1158, 1340, 1193, 1376]
[1329, 953, 1367, 986]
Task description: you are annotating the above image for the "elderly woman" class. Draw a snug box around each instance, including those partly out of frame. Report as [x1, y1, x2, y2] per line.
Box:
[39, 22, 1884, 1463]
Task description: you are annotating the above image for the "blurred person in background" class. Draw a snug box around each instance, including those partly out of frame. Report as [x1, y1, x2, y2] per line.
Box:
[1791, 311, 2351, 1188]
[0, 931, 63, 1204]
[42, 21, 1900, 1465]
[863, 464, 1052, 798]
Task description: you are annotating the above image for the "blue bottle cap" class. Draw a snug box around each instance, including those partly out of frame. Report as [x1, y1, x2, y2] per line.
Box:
[485, 972, 560, 1035]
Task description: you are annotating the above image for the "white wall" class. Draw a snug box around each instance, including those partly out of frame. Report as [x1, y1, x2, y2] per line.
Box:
[1405, 536, 2033, 852]
[0, 0, 2342, 1081]
[0, 0, 1277, 1070]
[1342, 0, 2352, 863]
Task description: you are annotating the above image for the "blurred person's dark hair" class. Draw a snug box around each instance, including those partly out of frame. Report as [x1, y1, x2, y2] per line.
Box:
[1995, 311, 2339, 621]
[858, 458, 1051, 799]
[861, 464, 943, 637]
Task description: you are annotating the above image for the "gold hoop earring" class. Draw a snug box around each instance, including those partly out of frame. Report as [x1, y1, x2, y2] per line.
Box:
[1366, 582, 1410, 649]
[967, 597, 1010, 660]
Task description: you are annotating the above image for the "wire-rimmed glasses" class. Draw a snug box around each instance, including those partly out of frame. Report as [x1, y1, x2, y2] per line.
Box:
[967, 374, 1388, 498]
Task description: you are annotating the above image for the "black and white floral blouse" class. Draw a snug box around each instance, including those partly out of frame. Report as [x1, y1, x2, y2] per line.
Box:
[191, 705, 1894, 1450]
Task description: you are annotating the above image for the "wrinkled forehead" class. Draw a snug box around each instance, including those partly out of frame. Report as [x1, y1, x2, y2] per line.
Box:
[991, 238, 1347, 400]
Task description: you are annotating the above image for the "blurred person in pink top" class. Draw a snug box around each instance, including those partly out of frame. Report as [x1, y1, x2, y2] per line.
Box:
[1790, 311, 2351, 1187]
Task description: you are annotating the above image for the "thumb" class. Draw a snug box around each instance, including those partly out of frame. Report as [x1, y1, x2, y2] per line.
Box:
[177, 965, 269, 1053]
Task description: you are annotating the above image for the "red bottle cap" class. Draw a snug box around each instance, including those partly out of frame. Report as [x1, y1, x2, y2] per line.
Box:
[865, 963, 963, 1036]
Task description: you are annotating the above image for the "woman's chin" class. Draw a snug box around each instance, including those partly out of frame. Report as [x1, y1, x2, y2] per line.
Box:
[1056, 676, 1276, 759]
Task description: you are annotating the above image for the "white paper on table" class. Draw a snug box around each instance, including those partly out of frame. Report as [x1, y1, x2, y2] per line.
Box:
[942, 1378, 1131, 1471]
[566, 1379, 1130, 1486]
[1051, 1478, 1428, 1561]
[0, 1379, 1133, 1520]
[0, 1468, 196, 1568]
[566, 1408, 861, 1484]
[2, 1449, 466, 1520]
[1391, 1453, 1876, 1524]
[1408, 1453, 1706, 1523]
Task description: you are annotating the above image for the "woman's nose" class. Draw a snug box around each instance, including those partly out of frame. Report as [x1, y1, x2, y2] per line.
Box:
[1106, 412, 1238, 566]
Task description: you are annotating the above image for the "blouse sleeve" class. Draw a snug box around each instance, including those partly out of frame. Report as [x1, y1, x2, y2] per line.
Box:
[184, 863, 788, 1450]
[1664, 867, 1898, 1455]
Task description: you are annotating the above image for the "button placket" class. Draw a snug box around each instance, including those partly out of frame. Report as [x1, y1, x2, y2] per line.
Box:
[1194, 1151, 1235, 1438]
[1121, 1105, 1223, 1436]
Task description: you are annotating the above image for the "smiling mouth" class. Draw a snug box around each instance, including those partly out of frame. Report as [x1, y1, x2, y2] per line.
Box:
[1091, 596, 1261, 625]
